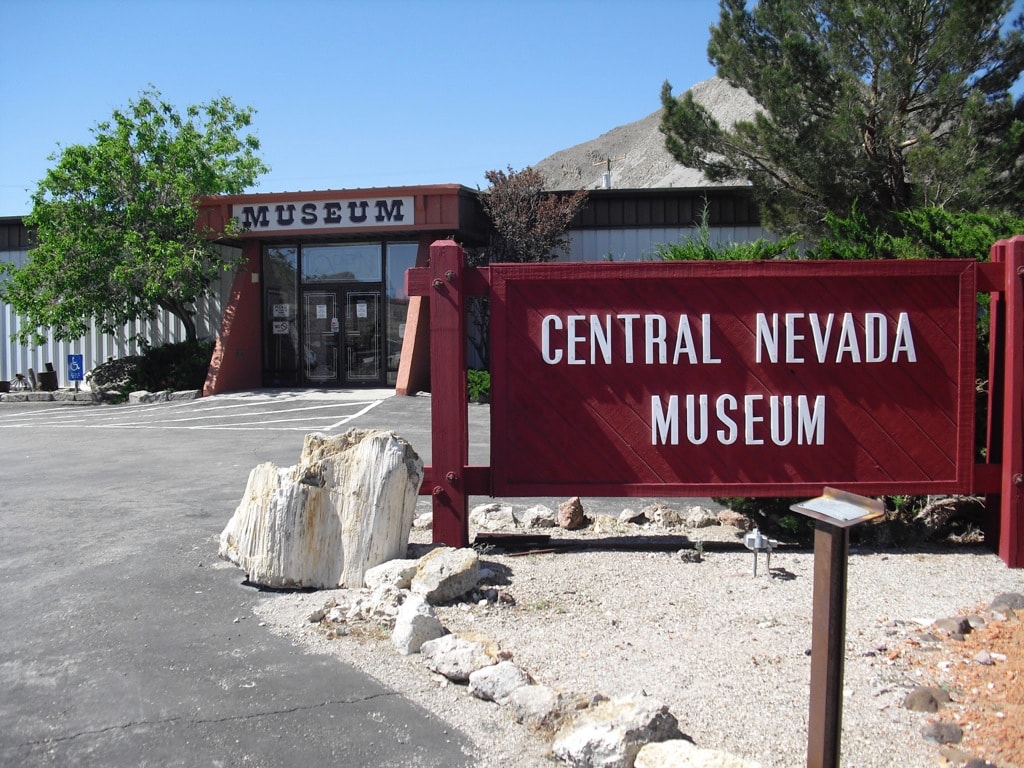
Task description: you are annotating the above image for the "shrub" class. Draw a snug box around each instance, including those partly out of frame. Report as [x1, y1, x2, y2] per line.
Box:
[467, 369, 490, 403]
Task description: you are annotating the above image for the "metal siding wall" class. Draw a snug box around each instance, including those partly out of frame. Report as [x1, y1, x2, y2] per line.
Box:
[558, 225, 774, 263]
[1, 244, 237, 384]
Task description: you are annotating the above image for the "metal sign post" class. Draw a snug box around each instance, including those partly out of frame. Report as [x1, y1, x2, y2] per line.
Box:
[791, 488, 885, 768]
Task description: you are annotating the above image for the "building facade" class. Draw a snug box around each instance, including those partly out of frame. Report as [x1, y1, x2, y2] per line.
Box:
[2, 185, 765, 395]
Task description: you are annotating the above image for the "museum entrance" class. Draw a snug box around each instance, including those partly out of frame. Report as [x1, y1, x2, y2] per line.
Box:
[262, 240, 417, 388]
[300, 286, 383, 386]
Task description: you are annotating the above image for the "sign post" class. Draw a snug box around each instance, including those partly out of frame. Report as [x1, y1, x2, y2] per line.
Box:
[791, 488, 885, 768]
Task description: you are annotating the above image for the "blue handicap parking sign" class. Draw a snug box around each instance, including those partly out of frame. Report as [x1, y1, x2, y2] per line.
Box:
[68, 354, 84, 381]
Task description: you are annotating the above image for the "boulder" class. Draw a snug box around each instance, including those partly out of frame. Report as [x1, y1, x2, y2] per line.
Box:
[553, 692, 684, 768]
[471, 502, 517, 531]
[410, 547, 479, 604]
[903, 686, 951, 713]
[642, 503, 682, 528]
[558, 497, 588, 530]
[420, 632, 500, 682]
[391, 595, 446, 655]
[635, 739, 763, 768]
[468, 660, 533, 703]
[717, 510, 752, 531]
[364, 559, 419, 591]
[219, 429, 423, 589]
[507, 684, 566, 730]
[517, 504, 558, 528]
[990, 592, 1024, 612]
[683, 506, 720, 529]
[921, 722, 963, 745]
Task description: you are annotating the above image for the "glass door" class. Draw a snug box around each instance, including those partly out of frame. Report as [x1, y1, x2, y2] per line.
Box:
[302, 290, 340, 384]
[344, 290, 382, 384]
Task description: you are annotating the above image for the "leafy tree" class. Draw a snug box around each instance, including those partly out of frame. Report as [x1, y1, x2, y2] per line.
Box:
[660, 0, 1024, 236]
[1, 87, 268, 345]
[478, 166, 587, 264]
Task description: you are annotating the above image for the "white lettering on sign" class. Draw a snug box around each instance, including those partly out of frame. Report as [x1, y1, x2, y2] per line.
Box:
[232, 197, 414, 232]
[755, 312, 917, 364]
[540, 313, 721, 366]
[538, 309, 920, 449]
[651, 393, 826, 447]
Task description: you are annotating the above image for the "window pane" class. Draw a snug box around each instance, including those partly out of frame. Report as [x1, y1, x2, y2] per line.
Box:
[263, 246, 299, 384]
[301, 243, 382, 283]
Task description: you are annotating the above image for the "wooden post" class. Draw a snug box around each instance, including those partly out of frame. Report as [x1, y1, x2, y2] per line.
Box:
[999, 237, 1024, 566]
[428, 240, 470, 547]
[806, 521, 849, 768]
[985, 236, 1024, 567]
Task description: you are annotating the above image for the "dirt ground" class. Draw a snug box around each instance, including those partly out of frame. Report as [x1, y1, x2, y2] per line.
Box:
[903, 607, 1023, 767]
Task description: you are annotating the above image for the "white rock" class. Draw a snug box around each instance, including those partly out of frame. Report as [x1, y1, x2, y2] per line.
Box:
[218, 429, 423, 589]
[129, 390, 169, 404]
[516, 504, 557, 528]
[619, 508, 647, 524]
[553, 692, 683, 768]
[391, 594, 446, 655]
[470, 502, 517, 530]
[366, 584, 407, 620]
[507, 684, 565, 729]
[419, 633, 497, 682]
[684, 506, 720, 529]
[468, 660, 533, 703]
[635, 739, 765, 768]
[411, 547, 480, 604]
[364, 559, 419, 591]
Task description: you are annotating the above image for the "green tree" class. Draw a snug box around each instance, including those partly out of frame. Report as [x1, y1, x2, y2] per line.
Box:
[660, 0, 1024, 236]
[1, 87, 268, 344]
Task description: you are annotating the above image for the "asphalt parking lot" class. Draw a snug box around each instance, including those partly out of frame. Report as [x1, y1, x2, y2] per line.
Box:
[0, 389, 479, 768]
[0, 388, 395, 433]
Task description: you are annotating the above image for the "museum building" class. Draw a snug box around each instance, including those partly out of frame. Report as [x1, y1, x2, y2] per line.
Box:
[2, 184, 765, 395]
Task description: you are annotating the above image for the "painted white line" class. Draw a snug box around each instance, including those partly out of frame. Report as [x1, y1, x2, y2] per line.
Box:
[324, 398, 386, 430]
[117, 400, 380, 426]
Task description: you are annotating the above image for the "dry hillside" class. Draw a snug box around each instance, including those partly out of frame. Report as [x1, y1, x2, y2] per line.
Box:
[532, 77, 759, 191]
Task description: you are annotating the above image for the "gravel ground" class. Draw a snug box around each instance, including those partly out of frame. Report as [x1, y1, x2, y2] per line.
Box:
[240, 515, 1024, 768]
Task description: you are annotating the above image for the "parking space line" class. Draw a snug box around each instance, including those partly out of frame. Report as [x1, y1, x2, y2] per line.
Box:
[0, 397, 388, 432]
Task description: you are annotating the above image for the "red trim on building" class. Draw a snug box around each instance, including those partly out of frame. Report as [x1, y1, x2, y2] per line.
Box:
[203, 241, 263, 395]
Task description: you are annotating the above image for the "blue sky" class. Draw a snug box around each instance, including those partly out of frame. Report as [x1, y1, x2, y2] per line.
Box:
[2, 1, 1022, 218]
[0, 0, 722, 216]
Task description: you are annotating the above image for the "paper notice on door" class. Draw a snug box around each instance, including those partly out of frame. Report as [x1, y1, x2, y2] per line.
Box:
[356, 302, 367, 318]
[316, 304, 327, 319]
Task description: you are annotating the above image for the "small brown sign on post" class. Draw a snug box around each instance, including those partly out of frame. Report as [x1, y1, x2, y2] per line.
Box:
[791, 488, 884, 768]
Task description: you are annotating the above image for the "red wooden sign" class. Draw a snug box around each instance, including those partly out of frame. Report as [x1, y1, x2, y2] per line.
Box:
[489, 260, 977, 497]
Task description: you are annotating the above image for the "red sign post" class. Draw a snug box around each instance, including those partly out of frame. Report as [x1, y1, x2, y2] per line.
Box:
[408, 237, 1024, 567]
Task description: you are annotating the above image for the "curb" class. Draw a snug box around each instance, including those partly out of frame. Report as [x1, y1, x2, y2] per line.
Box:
[0, 388, 200, 405]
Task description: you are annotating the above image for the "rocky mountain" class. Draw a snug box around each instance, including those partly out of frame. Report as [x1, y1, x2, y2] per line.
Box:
[532, 77, 760, 191]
